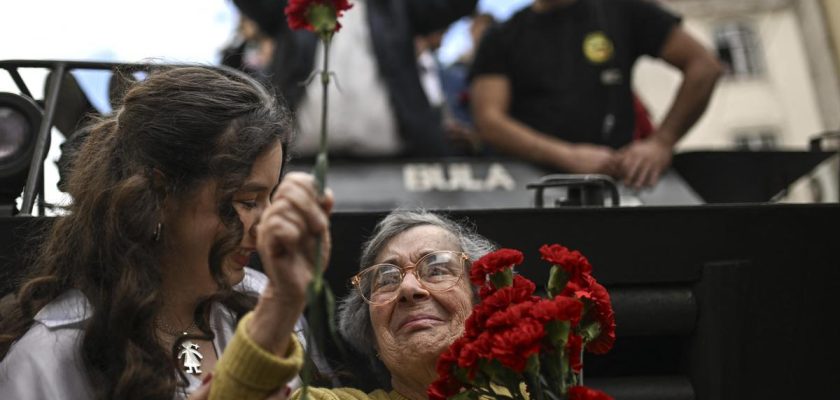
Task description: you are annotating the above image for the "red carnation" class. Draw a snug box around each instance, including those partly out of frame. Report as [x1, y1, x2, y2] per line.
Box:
[529, 295, 583, 325]
[584, 278, 616, 354]
[285, 0, 353, 34]
[540, 244, 592, 282]
[436, 336, 465, 375]
[430, 340, 464, 400]
[428, 373, 462, 400]
[470, 248, 524, 286]
[478, 282, 495, 299]
[481, 275, 537, 311]
[568, 386, 613, 400]
[489, 318, 545, 372]
[457, 332, 492, 375]
[485, 300, 538, 329]
[564, 274, 615, 354]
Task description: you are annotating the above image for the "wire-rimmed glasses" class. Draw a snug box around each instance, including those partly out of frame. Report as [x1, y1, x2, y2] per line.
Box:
[351, 250, 469, 305]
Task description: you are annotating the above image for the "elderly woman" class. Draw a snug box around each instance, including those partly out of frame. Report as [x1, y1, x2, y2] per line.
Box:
[0, 66, 331, 400]
[207, 210, 495, 400]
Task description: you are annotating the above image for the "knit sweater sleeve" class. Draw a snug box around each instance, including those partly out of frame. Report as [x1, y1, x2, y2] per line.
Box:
[290, 387, 392, 400]
[210, 312, 304, 400]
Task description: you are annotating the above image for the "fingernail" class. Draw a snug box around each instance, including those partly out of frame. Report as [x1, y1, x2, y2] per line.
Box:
[202, 372, 213, 385]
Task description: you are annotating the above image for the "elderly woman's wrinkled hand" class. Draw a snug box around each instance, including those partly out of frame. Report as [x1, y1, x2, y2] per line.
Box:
[257, 172, 334, 305]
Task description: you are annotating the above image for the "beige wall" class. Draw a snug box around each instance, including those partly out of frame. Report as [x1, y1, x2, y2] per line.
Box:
[633, 5, 825, 150]
[821, 0, 840, 76]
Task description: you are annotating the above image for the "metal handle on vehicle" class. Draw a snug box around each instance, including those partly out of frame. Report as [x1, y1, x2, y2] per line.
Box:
[526, 174, 620, 207]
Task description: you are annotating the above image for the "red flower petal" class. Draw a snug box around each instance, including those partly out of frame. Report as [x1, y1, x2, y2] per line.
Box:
[470, 248, 524, 286]
[284, 0, 353, 33]
[568, 386, 613, 400]
[540, 244, 592, 282]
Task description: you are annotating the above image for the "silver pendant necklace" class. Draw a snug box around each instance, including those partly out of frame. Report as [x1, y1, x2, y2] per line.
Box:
[157, 319, 203, 375]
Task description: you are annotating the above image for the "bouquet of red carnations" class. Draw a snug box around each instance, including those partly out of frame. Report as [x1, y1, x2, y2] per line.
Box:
[429, 244, 616, 400]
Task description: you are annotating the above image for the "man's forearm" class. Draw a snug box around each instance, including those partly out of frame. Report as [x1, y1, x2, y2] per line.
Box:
[475, 110, 572, 169]
[655, 58, 723, 147]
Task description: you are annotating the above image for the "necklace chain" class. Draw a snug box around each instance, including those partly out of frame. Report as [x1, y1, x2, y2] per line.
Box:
[155, 317, 197, 337]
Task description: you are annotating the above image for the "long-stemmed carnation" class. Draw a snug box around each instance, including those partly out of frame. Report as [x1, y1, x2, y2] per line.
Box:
[284, 2, 352, 399]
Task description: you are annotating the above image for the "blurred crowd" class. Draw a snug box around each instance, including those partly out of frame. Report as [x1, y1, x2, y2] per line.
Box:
[53, 0, 721, 191]
[220, 0, 721, 189]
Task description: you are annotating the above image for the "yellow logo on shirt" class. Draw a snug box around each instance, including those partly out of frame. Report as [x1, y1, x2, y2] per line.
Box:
[583, 31, 614, 64]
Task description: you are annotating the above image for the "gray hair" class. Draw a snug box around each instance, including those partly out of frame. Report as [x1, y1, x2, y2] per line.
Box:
[337, 210, 496, 380]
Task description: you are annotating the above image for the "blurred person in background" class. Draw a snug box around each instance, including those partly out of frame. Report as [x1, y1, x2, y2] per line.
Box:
[415, 30, 483, 156]
[221, 15, 278, 82]
[439, 13, 498, 156]
[470, 0, 722, 188]
[232, 0, 477, 159]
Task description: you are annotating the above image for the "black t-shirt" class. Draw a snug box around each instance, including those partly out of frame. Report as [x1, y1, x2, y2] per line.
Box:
[470, 0, 681, 148]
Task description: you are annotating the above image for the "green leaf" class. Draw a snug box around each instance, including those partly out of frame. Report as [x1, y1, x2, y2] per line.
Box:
[454, 366, 470, 383]
[489, 269, 513, 288]
[524, 370, 544, 400]
[547, 265, 569, 297]
[453, 390, 485, 400]
[579, 321, 602, 343]
[525, 354, 541, 376]
[546, 320, 571, 348]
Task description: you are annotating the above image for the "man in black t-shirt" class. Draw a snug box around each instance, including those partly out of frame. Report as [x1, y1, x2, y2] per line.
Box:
[470, 0, 722, 188]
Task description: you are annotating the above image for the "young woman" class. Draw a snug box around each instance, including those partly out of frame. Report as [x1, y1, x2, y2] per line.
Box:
[0, 66, 331, 400]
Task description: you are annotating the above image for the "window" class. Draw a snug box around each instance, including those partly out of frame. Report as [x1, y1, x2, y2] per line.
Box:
[733, 128, 778, 150]
[714, 21, 765, 78]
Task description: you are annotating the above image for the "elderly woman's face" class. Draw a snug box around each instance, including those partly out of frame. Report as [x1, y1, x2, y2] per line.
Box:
[369, 225, 474, 367]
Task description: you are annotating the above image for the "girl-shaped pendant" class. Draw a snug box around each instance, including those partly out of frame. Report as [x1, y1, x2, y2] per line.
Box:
[177, 340, 203, 375]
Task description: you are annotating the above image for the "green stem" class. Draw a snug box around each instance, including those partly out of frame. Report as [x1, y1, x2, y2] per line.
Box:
[301, 34, 332, 400]
[577, 347, 584, 386]
[526, 372, 545, 400]
[311, 36, 331, 293]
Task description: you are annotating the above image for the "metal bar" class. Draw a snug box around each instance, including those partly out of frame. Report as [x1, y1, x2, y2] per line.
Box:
[606, 182, 620, 206]
[0, 59, 231, 73]
[0, 59, 143, 70]
[8, 67, 33, 98]
[20, 63, 65, 215]
[37, 165, 46, 215]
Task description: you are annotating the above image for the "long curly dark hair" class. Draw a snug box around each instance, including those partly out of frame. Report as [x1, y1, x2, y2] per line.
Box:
[0, 66, 292, 399]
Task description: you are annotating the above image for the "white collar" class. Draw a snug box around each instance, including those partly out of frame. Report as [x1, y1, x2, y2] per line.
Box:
[32, 267, 267, 329]
[33, 289, 91, 328]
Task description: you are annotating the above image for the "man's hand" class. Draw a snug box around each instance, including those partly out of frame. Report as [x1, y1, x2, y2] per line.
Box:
[562, 143, 620, 176]
[616, 137, 673, 189]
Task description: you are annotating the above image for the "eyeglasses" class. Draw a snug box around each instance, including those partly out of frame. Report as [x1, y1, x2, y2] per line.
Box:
[351, 250, 469, 305]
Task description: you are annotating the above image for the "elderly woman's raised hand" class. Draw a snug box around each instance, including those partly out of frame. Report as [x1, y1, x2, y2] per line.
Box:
[250, 172, 334, 355]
